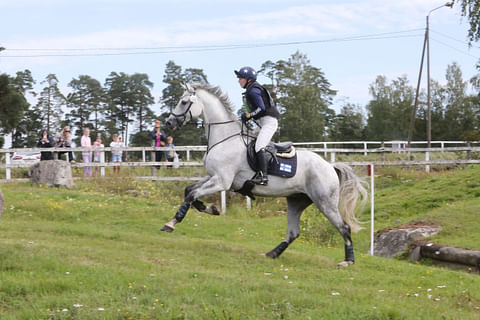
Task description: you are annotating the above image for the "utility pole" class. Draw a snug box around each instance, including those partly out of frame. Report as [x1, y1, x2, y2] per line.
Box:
[407, 2, 453, 148]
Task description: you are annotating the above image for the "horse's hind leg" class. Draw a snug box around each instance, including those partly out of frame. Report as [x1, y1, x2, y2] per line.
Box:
[312, 196, 355, 267]
[266, 194, 312, 258]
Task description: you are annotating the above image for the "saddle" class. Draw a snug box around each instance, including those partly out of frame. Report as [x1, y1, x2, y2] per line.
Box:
[246, 140, 298, 178]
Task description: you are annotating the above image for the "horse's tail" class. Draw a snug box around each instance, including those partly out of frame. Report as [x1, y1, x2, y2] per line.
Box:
[333, 163, 368, 233]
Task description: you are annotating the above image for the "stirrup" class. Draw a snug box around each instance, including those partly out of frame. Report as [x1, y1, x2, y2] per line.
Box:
[251, 172, 268, 186]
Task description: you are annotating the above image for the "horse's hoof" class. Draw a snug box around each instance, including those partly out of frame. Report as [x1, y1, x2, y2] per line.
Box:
[265, 251, 278, 259]
[161, 224, 175, 233]
[336, 261, 354, 268]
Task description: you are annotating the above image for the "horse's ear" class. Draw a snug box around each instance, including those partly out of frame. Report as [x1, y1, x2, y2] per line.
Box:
[185, 83, 194, 93]
[181, 82, 187, 90]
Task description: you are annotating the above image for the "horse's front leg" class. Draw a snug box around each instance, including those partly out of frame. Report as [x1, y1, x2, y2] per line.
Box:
[161, 175, 228, 232]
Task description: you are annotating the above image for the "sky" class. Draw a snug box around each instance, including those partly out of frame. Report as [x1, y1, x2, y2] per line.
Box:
[1, 0, 479, 145]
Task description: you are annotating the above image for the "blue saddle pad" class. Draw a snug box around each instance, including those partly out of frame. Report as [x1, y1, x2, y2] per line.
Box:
[246, 141, 297, 178]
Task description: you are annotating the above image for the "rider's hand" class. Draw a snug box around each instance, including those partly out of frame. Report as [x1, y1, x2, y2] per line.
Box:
[241, 112, 250, 123]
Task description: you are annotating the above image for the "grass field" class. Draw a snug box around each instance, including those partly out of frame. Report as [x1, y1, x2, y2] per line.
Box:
[1, 165, 480, 319]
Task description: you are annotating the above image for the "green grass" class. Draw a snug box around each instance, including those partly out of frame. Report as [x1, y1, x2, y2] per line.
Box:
[1, 166, 480, 319]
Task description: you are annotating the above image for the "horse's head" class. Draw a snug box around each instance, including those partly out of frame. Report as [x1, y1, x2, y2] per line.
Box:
[165, 83, 204, 129]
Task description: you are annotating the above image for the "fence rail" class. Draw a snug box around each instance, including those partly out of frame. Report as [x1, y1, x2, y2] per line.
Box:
[1, 141, 479, 178]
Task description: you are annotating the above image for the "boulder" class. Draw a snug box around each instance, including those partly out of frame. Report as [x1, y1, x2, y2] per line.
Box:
[374, 224, 441, 258]
[29, 160, 74, 188]
[0, 188, 3, 219]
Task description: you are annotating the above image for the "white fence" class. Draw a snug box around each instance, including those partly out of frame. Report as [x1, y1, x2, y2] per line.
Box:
[1, 141, 479, 179]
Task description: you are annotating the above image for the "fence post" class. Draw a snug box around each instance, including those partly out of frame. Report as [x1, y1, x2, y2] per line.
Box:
[363, 142, 367, 156]
[5, 152, 11, 180]
[467, 142, 472, 160]
[100, 150, 105, 177]
[246, 196, 251, 210]
[330, 152, 335, 163]
[381, 141, 385, 162]
[186, 150, 191, 161]
[323, 142, 327, 158]
[425, 151, 430, 173]
[221, 191, 226, 214]
[370, 164, 375, 256]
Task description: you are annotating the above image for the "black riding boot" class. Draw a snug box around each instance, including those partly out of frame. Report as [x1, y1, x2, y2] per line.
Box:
[251, 149, 269, 186]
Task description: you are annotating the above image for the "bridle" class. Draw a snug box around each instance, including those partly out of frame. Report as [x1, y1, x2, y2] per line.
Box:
[169, 92, 196, 128]
[170, 89, 256, 153]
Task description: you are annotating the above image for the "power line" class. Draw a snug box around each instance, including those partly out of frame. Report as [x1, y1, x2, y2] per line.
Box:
[430, 37, 479, 59]
[1, 29, 424, 58]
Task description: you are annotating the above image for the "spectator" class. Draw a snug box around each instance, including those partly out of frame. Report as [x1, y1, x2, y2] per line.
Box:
[93, 136, 104, 176]
[55, 126, 74, 162]
[37, 128, 54, 160]
[110, 133, 123, 175]
[151, 120, 166, 164]
[81, 127, 92, 177]
[165, 136, 177, 168]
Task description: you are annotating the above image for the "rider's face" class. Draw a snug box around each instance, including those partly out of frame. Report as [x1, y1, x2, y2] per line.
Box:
[238, 78, 247, 88]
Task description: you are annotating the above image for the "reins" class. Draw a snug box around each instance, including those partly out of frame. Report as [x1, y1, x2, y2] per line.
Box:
[205, 120, 257, 154]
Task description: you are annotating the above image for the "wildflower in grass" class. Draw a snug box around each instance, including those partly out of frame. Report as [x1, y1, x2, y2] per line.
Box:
[73, 304, 82, 308]
[98, 307, 105, 311]
[331, 292, 340, 296]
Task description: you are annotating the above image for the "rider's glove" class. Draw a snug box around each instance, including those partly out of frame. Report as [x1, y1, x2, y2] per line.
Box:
[241, 112, 250, 123]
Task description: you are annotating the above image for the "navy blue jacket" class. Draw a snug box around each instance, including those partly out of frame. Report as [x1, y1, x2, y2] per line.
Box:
[244, 82, 280, 120]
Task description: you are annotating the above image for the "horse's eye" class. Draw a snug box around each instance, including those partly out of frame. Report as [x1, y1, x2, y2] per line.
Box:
[181, 100, 187, 105]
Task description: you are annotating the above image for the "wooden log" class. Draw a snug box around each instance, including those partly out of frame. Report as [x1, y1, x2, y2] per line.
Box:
[420, 244, 480, 267]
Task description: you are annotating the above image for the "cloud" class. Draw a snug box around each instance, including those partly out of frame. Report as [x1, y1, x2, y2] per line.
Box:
[4, 1, 453, 52]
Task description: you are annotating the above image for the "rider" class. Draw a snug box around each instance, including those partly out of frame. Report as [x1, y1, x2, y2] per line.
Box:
[235, 66, 280, 186]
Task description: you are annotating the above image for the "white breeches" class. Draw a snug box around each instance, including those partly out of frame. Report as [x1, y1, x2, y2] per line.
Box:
[255, 116, 278, 153]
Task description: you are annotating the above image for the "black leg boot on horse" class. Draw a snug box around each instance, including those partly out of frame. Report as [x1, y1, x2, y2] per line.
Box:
[251, 148, 269, 186]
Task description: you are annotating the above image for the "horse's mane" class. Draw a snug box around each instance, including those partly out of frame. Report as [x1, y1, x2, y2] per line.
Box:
[192, 83, 237, 119]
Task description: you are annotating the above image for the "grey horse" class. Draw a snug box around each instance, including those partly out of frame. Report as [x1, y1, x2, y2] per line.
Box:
[162, 83, 367, 267]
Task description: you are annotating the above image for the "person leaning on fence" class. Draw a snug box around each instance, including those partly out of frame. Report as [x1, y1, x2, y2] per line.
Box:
[110, 134, 123, 175]
[93, 136, 104, 176]
[37, 128, 55, 161]
[165, 135, 177, 168]
[81, 127, 92, 177]
[151, 120, 167, 165]
[55, 126, 74, 162]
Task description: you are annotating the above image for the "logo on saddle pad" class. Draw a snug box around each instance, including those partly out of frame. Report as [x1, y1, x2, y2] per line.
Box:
[279, 163, 292, 173]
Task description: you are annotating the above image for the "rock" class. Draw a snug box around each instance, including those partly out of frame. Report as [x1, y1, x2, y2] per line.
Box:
[374, 224, 441, 258]
[0, 188, 3, 219]
[29, 160, 74, 188]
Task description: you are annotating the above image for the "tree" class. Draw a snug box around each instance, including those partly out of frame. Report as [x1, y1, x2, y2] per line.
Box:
[36, 74, 65, 133]
[365, 75, 415, 140]
[330, 102, 365, 141]
[127, 73, 155, 147]
[5, 70, 37, 147]
[259, 51, 336, 142]
[456, 0, 480, 43]
[0, 74, 29, 143]
[67, 75, 106, 143]
[160, 61, 209, 145]
[104, 72, 155, 145]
